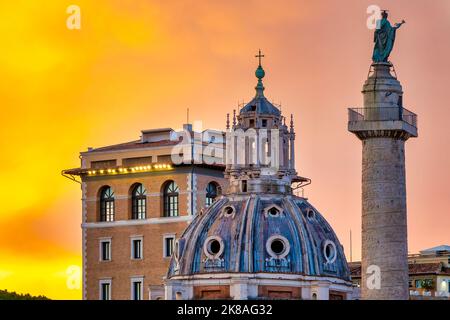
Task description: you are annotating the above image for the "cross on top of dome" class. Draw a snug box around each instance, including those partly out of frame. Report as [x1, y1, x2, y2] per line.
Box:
[254, 49, 266, 95]
[255, 49, 264, 67]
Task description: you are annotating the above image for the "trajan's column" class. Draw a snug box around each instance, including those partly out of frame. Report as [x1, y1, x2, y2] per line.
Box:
[348, 11, 418, 300]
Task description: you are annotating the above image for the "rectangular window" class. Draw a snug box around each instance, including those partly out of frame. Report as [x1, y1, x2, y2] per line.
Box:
[131, 278, 144, 300]
[99, 280, 111, 300]
[137, 198, 146, 219]
[156, 155, 172, 163]
[106, 201, 114, 221]
[131, 237, 143, 260]
[423, 279, 433, 289]
[169, 196, 178, 217]
[122, 156, 152, 167]
[415, 279, 433, 289]
[164, 236, 175, 258]
[398, 95, 403, 108]
[91, 159, 117, 169]
[132, 197, 146, 220]
[262, 119, 267, 127]
[100, 239, 111, 261]
[241, 180, 247, 192]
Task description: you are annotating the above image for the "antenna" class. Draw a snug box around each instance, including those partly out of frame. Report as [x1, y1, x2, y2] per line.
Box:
[187, 107, 190, 124]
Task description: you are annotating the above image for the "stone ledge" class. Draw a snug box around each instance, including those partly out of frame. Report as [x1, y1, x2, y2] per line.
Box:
[82, 215, 194, 228]
[348, 120, 418, 140]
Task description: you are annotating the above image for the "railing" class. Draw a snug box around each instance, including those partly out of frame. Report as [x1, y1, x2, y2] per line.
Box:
[348, 107, 417, 128]
[409, 289, 450, 299]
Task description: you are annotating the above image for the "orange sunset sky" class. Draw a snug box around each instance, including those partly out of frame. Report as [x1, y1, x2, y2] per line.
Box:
[0, 0, 449, 299]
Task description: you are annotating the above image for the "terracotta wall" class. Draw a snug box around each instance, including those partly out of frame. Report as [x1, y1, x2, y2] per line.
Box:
[83, 167, 227, 300]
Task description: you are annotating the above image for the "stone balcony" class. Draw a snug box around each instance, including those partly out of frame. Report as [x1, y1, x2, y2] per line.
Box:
[348, 107, 418, 140]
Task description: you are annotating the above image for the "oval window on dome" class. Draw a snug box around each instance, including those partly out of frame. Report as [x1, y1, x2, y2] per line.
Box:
[264, 205, 283, 218]
[174, 239, 181, 260]
[268, 207, 280, 217]
[221, 205, 235, 218]
[323, 240, 337, 264]
[173, 239, 181, 272]
[306, 209, 315, 220]
[271, 239, 285, 254]
[209, 240, 221, 255]
[203, 236, 224, 259]
[266, 235, 290, 259]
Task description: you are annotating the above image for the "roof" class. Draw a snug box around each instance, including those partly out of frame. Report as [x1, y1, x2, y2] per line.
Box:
[82, 139, 180, 153]
[240, 95, 281, 116]
[348, 262, 362, 277]
[420, 245, 450, 254]
[408, 263, 449, 275]
[349, 262, 450, 278]
[141, 127, 172, 134]
[81, 129, 226, 154]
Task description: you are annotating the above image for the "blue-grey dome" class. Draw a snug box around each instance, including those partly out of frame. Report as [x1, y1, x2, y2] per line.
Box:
[168, 194, 350, 281]
[239, 60, 281, 116]
[240, 96, 281, 116]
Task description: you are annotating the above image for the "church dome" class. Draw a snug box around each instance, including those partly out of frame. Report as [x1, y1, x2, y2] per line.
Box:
[168, 194, 350, 280]
[165, 51, 353, 300]
[240, 96, 281, 116]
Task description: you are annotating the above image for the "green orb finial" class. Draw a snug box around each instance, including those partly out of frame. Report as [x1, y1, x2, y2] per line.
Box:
[254, 49, 266, 96]
[255, 65, 265, 80]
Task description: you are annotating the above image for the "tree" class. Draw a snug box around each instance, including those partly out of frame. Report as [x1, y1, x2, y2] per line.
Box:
[0, 289, 49, 300]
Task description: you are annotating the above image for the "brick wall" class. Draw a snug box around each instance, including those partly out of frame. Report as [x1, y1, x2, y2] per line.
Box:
[83, 167, 227, 300]
[86, 223, 188, 300]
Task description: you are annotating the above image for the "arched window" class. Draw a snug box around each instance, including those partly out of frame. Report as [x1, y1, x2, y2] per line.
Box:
[205, 182, 220, 207]
[132, 184, 147, 220]
[163, 181, 179, 217]
[100, 186, 114, 222]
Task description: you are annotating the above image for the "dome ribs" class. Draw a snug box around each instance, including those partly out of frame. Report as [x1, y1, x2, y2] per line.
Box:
[186, 197, 227, 275]
[245, 196, 259, 273]
[283, 198, 304, 273]
[234, 196, 251, 272]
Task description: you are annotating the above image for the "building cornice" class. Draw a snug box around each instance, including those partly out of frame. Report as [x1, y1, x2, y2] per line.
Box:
[82, 215, 194, 228]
